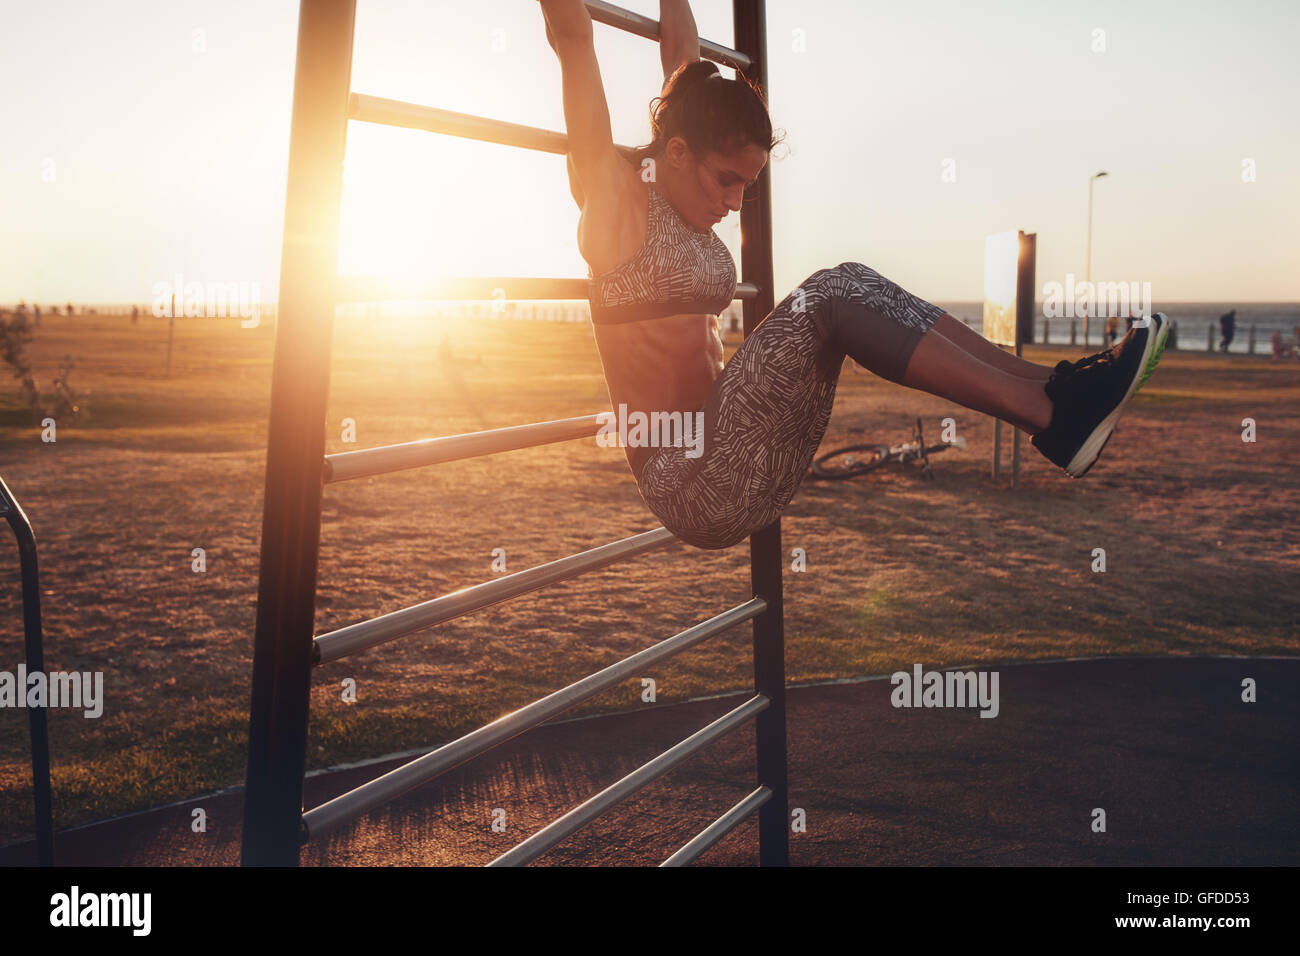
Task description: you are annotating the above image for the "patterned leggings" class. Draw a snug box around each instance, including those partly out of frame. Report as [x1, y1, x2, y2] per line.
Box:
[636, 261, 946, 550]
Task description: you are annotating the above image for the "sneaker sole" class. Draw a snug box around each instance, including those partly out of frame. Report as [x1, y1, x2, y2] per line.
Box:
[1064, 316, 1158, 477]
[1135, 312, 1168, 393]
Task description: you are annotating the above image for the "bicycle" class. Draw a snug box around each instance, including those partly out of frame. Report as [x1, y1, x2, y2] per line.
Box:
[809, 417, 966, 481]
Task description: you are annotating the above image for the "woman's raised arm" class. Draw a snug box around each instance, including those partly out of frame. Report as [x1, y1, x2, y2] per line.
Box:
[658, 0, 702, 89]
[539, 0, 621, 208]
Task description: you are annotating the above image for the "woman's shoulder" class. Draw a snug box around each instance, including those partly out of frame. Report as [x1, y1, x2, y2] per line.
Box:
[584, 152, 646, 211]
[578, 156, 650, 274]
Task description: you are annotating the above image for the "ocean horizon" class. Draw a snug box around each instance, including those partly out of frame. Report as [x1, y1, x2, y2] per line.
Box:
[8, 298, 1298, 354]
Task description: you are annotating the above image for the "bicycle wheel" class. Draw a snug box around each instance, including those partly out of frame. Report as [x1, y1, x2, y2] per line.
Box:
[811, 443, 891, 479]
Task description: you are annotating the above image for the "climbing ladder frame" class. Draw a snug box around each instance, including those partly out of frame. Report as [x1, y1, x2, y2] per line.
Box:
[242, 0, 786, 866]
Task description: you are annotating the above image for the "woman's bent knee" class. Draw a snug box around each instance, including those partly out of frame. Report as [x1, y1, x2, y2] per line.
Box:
[805, 262, 878, 287]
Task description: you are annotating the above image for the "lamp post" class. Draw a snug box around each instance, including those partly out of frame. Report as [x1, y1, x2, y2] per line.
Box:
[1085, 170, 1108, 346]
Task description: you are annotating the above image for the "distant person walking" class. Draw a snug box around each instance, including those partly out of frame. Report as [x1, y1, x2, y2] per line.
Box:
[1105, 315, 1118, 346]
[1219, 309, 1237, 353]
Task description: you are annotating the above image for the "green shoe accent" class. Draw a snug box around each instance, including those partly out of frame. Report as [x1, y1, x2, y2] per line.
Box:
[1135, 313, 1168, 392]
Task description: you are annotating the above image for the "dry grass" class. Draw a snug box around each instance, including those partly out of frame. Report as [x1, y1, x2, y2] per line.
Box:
[0, 310, 1296, 842]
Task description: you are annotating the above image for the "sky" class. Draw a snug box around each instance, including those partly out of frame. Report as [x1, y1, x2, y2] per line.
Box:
[2, 0, 1297, 306]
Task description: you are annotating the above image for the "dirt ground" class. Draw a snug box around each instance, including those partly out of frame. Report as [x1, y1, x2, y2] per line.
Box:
[0, 311, 1297, 853]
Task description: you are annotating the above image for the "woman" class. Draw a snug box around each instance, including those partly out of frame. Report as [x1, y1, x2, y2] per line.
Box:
[541, 0, 1167, 550]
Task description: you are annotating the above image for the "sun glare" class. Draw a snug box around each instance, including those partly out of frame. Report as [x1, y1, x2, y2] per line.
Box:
[336, 122, 562, 314]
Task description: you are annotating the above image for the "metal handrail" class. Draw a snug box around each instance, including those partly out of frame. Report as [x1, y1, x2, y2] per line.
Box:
[323, 415, 606, 484]
[313, 527, 680, 664]
[0, 476, 54, 866]
[487, 695, 768, 866]
[661, 785, 771, 866]
[301, 598, 766, 840]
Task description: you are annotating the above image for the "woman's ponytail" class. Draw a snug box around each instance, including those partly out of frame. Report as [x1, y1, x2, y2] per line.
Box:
[633, 59, 780, 169]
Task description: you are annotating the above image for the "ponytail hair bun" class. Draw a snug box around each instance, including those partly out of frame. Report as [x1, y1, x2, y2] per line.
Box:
[634, 59, 783, 166]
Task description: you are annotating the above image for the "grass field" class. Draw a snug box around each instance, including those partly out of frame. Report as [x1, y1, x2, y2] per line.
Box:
[1, 310, 1297, 844]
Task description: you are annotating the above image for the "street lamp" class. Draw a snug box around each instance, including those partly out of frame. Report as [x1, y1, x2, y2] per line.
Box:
[1085, 170, 1108, 345]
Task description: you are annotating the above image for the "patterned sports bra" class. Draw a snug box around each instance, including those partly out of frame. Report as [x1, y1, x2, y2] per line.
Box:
[587, 182, 737, 325]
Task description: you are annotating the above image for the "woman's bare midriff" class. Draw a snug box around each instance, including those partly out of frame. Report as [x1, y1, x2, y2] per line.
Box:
[579, 164, 727, 481]
[590, 313, 725, 480]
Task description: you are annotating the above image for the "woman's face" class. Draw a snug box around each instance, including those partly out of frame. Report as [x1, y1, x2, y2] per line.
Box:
[663, 137, 769, 231]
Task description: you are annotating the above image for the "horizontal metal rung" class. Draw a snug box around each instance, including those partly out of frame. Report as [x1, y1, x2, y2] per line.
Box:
[584, 1, 752, 72]
[335, 275, 759, 304]
[487, 695, 769, 866]
[301, 598, 766, 842]
[349, 13, 750, 148]
[349, 93, 563, 152]
[351, 93, 641, 157]
[660, 785, 772, 866]
[337, 275, 590, 303]
[313, 527, 680, 664]
[324, 414, 606, 484]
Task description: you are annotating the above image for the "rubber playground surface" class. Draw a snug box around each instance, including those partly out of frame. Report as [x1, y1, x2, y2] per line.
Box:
[2, 655, 1294, 867]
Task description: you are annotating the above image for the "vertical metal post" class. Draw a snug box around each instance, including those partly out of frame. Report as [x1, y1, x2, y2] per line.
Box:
[1085, 177, 1093, 347]
[0, 477, 53, 866]
[734, 0, 788, 868]
[167, 293, 175, 376]
[242, 0, 356, 867]
[1013, 231, 1035, 489]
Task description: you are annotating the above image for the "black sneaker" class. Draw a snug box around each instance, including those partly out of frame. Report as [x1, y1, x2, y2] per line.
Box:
[1031, 319, 1155, 477]
[1071, 313, 1166, 374]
